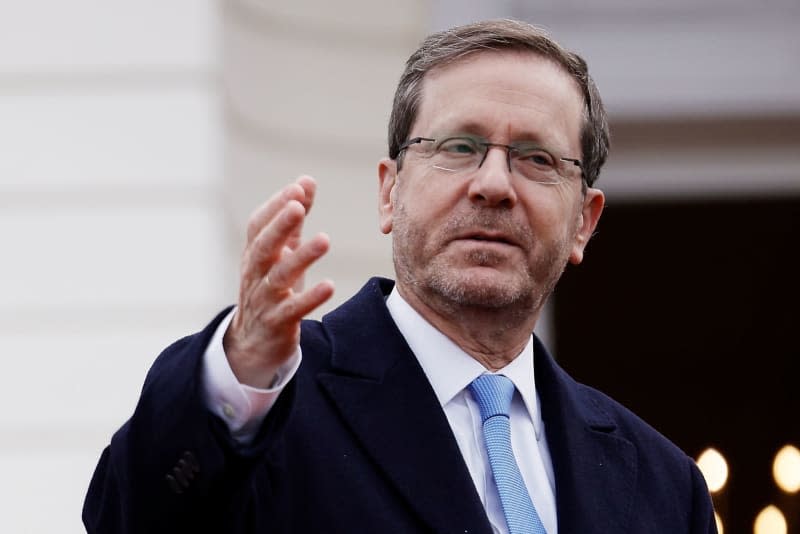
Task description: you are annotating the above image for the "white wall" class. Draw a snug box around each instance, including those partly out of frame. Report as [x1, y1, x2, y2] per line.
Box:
[0, 1, 223, 531]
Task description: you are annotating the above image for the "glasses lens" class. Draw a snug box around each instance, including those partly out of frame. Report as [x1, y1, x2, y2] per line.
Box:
[431, 137, 481, 172]
[512, 145, 563, 184]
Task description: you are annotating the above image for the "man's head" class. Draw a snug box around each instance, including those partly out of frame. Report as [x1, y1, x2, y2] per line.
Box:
[377, 20, 606, 330]
[388, 19, 609, 188]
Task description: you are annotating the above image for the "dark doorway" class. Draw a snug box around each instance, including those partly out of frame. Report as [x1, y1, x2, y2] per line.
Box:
[552, 196, 800, 532]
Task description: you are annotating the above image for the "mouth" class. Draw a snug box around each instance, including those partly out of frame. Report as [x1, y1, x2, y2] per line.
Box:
[456, 231, 520, 248]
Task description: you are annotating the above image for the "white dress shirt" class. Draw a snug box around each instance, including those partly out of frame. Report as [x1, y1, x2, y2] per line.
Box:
[386, 290, 557, 534]
[202, 289, 557, 533]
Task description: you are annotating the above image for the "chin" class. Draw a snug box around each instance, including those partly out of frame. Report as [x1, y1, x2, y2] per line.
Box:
[426, 268, 535, 310]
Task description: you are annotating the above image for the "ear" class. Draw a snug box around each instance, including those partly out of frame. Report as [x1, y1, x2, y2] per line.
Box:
[378, 158, 398, 234]
[569, 187, 605, 265]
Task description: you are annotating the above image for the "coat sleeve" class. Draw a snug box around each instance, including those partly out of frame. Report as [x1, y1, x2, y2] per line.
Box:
[82, 308, 294, 533]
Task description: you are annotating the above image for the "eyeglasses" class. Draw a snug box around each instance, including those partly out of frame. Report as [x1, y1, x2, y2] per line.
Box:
[398, 135, 583, 186]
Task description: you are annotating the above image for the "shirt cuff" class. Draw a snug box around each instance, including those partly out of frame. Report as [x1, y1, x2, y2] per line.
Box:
[201, 307, 302, 444]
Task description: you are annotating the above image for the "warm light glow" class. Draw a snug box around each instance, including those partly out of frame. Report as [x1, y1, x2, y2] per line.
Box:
[715, 511, 723, 534]
[773, 444, 800, 493]
[696, 447, 729, 493]
[753, 505, 787, 534]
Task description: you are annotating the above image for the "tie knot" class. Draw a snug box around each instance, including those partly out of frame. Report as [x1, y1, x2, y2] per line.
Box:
[468, 374, 515, 422]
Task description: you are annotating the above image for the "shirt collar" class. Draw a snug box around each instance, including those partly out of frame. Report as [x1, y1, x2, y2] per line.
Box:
[386, 287, 543, 439]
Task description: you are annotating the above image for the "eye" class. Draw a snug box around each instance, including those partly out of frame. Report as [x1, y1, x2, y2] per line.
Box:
[437, 137, 479, 156]
[517, 147, 556, 168]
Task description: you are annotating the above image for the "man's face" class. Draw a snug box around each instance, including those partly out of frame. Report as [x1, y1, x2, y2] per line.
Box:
[378, 51, 604, 317]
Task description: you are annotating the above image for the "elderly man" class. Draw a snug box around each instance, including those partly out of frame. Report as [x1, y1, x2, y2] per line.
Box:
[84, 19, 716, 534]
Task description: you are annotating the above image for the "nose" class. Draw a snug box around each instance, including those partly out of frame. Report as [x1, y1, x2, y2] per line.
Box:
[467, 145, 517, 208]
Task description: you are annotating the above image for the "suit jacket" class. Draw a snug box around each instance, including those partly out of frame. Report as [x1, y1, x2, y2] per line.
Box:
[84, 277, 716, 533]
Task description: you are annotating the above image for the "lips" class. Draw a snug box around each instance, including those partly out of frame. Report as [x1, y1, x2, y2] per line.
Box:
[455, 230, 520, 248]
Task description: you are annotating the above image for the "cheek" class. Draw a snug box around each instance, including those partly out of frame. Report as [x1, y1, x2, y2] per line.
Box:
[523, 194, 563, 226]
[398, 175, 465, 220]
[521, 190, 583, 241]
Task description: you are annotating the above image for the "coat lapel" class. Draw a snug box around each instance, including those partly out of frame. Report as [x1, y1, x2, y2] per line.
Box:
[312, 278, 639, 533]
[316, 278, 493, 534]
[533, 337, 638, 534]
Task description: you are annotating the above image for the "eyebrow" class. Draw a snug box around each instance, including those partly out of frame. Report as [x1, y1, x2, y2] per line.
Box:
[433, 119, 550, 146]
[436, 120, 491, 138]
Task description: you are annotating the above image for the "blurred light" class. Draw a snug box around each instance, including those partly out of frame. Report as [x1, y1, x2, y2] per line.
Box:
[773, 444, 800, 493]
[696, 447, 729, 493]
[715, 511, 723, 534]
[753, 505, 787, 534]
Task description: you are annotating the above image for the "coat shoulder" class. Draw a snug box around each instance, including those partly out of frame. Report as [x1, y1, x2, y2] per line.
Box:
[576, 380, 692, 463]
[573, 380, 715, 530]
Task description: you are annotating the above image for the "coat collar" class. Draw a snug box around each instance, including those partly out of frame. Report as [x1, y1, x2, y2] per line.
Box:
[316, 277, 493, 534]
[317, 277, 637, 533]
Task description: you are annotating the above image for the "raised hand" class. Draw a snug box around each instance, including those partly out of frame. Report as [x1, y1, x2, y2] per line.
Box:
[223, 176, 334, 388]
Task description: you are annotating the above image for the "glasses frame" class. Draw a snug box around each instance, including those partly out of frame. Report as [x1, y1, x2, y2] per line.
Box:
[398, 135, 584, 185]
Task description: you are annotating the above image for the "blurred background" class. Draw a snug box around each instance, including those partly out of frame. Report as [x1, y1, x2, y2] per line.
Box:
[1, 0, 798, 532]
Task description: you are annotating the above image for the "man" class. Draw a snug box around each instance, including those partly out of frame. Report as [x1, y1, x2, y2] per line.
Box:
[84, 19, 717, 533]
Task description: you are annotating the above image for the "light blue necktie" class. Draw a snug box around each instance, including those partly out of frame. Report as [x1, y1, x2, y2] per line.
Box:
[469, 374, 547, 534]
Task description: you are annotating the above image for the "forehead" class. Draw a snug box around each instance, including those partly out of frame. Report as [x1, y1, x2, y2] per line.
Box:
[415, 51, 584, 152]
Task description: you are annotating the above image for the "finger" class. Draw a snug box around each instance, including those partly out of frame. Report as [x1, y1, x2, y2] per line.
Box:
[286, 176, 317, 250]
[246, 182, 307, 243]
[295, 175, 317, 215]
[244, 200, 306, 285]
[256, 233, 330, 298]
[270, 279, 335, 325]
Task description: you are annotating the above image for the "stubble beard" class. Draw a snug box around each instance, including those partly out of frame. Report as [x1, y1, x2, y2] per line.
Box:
[391, 202, 575, 320]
